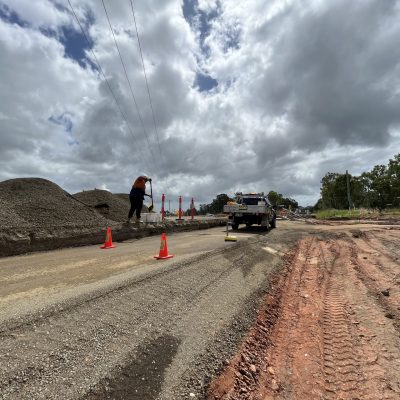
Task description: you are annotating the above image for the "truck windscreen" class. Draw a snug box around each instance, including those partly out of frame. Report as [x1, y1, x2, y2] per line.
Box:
[242, 198, 262, 205]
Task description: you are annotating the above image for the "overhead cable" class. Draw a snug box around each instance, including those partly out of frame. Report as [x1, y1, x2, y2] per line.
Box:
[101, 0, 157, 165]
[129, 0, 162, 156]
[67, 0, 150, 171]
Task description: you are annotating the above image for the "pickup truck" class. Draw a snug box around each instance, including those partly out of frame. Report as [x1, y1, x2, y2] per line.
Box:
[223, 193, 276, 230]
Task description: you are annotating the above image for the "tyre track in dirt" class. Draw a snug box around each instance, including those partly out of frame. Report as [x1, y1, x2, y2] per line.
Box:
[208, 227, 400, 400]
[322, 241, 364, 399]
[351, 233, 400, 330]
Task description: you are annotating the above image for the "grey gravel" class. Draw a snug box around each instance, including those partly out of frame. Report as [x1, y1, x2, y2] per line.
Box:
[0, 178, 111, 229]
[0, 227, 306, 400]
[73, 189, 148, 222]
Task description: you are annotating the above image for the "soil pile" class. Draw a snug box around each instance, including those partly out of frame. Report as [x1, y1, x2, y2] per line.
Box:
[0, 178, 110, 228]
[114, 193, 130, 204]
[0, 177, 219, 257]
[74, 189, 129, 222]
[114, 193, 150, 213]
[74, 190, 149, 222]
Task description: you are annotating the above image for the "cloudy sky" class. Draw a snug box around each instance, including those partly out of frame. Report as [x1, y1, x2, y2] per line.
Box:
[1, 0, 400, 208]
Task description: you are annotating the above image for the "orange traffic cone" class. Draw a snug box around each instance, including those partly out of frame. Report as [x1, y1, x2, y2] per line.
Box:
[154, 232, 173, 259]
[100, 227, 115, 249]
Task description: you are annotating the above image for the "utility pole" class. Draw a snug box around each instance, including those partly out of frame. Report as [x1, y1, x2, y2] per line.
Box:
[346, 170, 352, 210]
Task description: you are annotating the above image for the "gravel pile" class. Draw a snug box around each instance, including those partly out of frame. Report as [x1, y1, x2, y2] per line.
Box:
[74, 190, 149, 222]
[114, 193, 130, 204]
[0, 178, 110, 228]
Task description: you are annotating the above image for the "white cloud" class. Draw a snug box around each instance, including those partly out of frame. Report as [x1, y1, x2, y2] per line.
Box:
[1, 0, 400, 207]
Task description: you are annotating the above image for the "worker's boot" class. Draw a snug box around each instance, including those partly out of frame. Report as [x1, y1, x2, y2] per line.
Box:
[135, 216, 143, 223]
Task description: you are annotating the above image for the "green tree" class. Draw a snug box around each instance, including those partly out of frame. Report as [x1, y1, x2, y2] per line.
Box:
[208, 194, 233, 213]
[387, 154, 400, 206]
[365, 165, 391, 209]
[282, 197, 298, 210]
[320, 172, 348, 209]
[267, 191, 283, 206]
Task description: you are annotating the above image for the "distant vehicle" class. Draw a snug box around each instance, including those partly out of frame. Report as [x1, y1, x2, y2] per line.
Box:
[223, 192, 276, 230]
[206, 213, 214, 217]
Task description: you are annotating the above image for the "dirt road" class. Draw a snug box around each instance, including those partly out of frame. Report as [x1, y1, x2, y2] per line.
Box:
[0, 223, 306, 399]
[209, 223, 400, 399]
[2, 221, 399, 400]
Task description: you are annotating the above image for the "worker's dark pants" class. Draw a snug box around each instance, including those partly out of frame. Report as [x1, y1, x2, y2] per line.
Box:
[128, 196, 143, 219]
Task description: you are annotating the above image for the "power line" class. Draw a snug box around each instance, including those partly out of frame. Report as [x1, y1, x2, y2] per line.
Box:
[67, 0, 150, 172]
[129, 0, 162, 156]
[101, 0, 157, 166]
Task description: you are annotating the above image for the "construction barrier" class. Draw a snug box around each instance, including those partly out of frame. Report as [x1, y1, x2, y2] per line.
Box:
[178, 196, 183, 219]
[161, 193, 165, 222]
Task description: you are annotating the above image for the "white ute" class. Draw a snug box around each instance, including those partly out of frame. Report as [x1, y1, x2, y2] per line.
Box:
[223, 192, 277, 230]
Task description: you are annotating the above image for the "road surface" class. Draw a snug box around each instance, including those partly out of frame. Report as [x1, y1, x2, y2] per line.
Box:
[4, 221, 398, 400]
[0, 222, 306, 399]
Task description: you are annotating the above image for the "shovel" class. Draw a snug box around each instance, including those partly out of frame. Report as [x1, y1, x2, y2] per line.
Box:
[148, 180, 154, 212]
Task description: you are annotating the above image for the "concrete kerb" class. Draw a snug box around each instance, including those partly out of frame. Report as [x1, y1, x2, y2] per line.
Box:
[0, 219, 226, 258]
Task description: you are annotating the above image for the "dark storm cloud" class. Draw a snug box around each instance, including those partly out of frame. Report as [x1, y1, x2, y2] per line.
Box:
[250, 0, 400, 165]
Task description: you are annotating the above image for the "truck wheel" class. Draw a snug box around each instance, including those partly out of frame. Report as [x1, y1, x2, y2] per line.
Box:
[270, 217, 276, 229]
[232, 221, 239, 230]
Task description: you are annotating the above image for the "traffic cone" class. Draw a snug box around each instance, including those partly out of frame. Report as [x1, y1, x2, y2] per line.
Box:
[154, 232, 173, 259]
[100, 227, 115, 249]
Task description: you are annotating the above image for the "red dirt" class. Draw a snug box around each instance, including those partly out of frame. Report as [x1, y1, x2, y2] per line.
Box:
[208, 226, 400, 399]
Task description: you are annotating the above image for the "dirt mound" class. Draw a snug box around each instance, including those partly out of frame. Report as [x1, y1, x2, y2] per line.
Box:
[114, 193, 149, 213]
[0, 178, 110, 228]
[114, 193, 130, 204]
[74, 190, 149, 222]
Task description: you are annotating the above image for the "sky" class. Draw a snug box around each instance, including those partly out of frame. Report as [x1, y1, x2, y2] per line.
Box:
[1, 0, 400, 208]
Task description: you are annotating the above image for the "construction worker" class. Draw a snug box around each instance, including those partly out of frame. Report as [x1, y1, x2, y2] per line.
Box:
[127, 175, 152, 223]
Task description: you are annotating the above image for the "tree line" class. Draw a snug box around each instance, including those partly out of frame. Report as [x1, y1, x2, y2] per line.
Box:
[315, 153, 400, 210]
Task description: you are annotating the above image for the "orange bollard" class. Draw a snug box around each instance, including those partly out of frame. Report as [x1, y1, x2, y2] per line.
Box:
[154, 232, 173, 259]
[100, 227, 115, 249]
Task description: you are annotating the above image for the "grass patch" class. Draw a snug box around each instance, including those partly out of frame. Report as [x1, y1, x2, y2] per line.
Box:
[316, 208, 400, 220]
[316, 209, 362, 220]
[382, 209, 400, 216]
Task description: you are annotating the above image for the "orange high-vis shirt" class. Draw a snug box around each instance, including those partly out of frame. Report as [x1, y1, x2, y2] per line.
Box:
[133, 176, 147, 190]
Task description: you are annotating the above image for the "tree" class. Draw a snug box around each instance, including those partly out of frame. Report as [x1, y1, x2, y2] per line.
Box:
[388, 154, 400, 206]
[208, 194, 233, 214]
[317, 153, 400, 211]
[365, 165, 391, 209]
[282, 197, 298, 210]
[320, 172, 346, 209]
[267, 191, 283, 206]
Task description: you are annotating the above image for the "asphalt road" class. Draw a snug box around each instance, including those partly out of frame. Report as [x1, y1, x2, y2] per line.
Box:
[0, 221, 309, 399]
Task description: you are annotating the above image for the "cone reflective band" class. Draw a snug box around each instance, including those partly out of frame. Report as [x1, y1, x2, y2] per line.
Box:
[154, 232, 173, 259]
